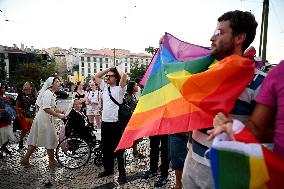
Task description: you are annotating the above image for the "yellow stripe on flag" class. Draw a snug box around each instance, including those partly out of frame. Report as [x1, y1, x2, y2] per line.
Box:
[134, 83, 182, 114]
[166, 70, 192, 91]
[249, 157, 269, 189]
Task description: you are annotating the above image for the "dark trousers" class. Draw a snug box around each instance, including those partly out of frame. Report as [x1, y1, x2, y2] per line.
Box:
[149, 135, 169, 178]
[101, 121, 125, 175]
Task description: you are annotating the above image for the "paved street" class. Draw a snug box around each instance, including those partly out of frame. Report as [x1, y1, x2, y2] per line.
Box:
[0, 98, 176, 189]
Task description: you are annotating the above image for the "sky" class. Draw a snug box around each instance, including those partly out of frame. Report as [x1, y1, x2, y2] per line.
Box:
[0, 0, 283, 64]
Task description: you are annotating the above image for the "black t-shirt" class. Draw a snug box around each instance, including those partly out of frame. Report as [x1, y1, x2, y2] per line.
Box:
[16, 92, 36, 118]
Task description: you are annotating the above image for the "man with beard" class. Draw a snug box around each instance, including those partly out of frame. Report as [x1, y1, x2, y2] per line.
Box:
[93, 67, 127, 184]
[181, 10, 265, 189]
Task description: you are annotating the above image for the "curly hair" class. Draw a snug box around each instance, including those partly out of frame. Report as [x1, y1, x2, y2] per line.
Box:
[218, 10, 258, 51]
[109, 67, 121, 86]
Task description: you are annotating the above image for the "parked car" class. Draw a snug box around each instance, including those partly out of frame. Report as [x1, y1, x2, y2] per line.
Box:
[55, 87, 69, 99]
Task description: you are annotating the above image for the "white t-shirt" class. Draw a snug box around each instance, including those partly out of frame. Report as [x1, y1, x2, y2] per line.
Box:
[86, 90, 102, 115]
[100, 81, 126, 122]
[135, 86, 142, 100]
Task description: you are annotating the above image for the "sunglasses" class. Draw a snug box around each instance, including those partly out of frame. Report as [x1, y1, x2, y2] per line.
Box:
[106, 74, 115, 77]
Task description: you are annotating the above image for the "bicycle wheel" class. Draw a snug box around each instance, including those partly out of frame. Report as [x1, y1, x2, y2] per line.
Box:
[56, 137, 91, 169]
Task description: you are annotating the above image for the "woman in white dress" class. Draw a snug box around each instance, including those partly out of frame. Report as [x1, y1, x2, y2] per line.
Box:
[86, 82, 102, 129]
[20, 77, 65, 167]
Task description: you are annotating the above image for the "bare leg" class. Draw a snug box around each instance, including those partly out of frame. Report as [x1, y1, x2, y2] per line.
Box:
[47, 149, 56, 163]
[21, 145, 36, 167]
[95, 115, 101, 129]
[133, 141, 138, 154]
[174, 170, 183, 189]
[20, 129, 28, 140]
[47, 149, 60, 167]
[88, 115, 94, 128]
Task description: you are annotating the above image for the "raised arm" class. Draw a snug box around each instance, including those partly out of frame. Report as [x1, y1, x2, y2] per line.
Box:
[116, 66, 127, 88]
[93, 68, 111, 86]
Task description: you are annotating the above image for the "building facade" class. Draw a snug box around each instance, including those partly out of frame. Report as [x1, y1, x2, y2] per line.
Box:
[79, 48, 151, 79]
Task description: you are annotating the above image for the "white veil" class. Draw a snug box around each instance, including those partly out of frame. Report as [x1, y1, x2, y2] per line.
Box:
[36, 77, 54, 107]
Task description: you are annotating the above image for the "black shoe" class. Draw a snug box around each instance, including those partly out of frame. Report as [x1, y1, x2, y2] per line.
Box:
[141, 170, 157, 180]
[154, 177, 168, 188]
[0, 146, 11, 156]
[133, 152, 145, 159]
[117, 174, 127, 184]
[19, 141, 24, 149]
[98, 170, 114, 178]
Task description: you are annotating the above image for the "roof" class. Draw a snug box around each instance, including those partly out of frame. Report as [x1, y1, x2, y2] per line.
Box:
[84, 48, 151, 58]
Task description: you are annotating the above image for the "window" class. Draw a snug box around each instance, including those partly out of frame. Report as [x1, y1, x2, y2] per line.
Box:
[125, 58, 128, 62]
[106, 64, 108, 68]
[88, 68, 91, 73]
[105, 58, 108, 62]
[81, 57, 84, 61]
[116, 60, 118, 64]
[81, 68, 84, 73]
[94, 63, 97, 68]
[130, 58, 133, 63]
[146, 59, 149, 63]
[99, 58, 103, 63]
[87, 57, 90, 62]
[93, 57, 96, 62]
[88, 63, 90, 67]
[125, 63, 128, 67]
[81, 62, 84, 67]
[100, 63, 103, 68]
[125, 68, 127, 73]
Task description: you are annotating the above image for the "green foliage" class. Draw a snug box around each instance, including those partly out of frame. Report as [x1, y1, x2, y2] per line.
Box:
[145, 46, 158, 56]
[0, 59, 7, 82]
[128, 64, 147, 81]
[15, 55, 56, 89]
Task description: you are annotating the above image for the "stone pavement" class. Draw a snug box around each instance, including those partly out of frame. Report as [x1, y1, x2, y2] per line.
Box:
[0, 132, 176, 189]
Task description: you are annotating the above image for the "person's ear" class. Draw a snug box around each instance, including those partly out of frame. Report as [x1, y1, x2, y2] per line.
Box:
[235, 33, 246, 46]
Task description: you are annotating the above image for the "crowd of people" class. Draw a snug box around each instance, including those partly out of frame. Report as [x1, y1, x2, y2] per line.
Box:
[0, 9, 283, 189]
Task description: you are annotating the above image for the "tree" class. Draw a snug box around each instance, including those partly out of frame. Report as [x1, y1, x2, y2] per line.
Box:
[145, 46, 158, 56]
[128, 64, 147, 81]
[16, 63, 44, 89]
[0, 59, 7, 82]
[15, 55, 57, 90]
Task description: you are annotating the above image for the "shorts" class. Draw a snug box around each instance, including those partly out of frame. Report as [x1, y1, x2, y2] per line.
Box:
[168, 134, 188, 170]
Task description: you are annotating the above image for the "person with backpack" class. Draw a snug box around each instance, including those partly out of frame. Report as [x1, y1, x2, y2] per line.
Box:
[93, 66, 127, 184]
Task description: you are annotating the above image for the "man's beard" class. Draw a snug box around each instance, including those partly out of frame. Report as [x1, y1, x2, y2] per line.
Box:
[211, 42, 235, 61]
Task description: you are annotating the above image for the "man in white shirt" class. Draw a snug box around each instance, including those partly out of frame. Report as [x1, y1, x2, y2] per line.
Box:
[93, 67, 127, 184]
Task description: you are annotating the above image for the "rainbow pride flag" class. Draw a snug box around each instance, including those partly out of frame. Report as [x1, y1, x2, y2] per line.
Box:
[116, 33, 255, 150]
[210, 120, 284, 189]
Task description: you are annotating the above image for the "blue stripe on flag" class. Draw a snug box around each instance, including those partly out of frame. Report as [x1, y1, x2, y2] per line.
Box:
[210, 148, 220, 189]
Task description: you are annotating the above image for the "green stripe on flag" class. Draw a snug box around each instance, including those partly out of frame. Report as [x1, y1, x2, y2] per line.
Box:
[163, 55, 215, 74]
[142, 70, 170, 95]
[218, 149, 250, 189]
[142, 55, 215, 96]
